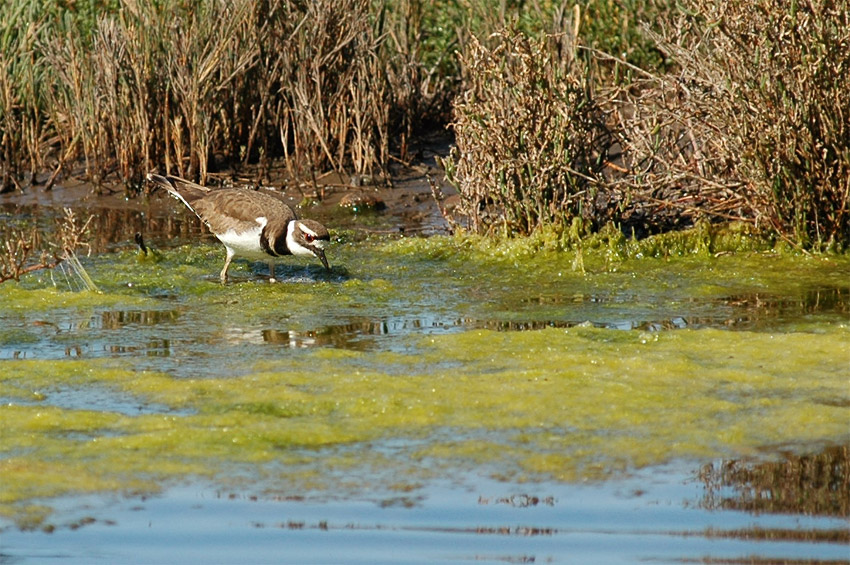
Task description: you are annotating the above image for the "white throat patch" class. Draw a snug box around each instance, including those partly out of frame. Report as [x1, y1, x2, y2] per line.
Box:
[286, 221, 314, 257]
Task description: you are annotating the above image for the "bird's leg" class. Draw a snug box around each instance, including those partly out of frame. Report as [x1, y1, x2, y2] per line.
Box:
[220, 248, 235, 284]
[268, 259, 277, 283]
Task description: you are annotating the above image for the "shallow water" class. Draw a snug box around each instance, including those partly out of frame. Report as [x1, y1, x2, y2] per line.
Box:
[3, 464, 848, 564]
[1, 208, 849, 563]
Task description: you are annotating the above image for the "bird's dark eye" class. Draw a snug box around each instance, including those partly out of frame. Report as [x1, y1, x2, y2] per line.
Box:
[304, 233, 315, 243]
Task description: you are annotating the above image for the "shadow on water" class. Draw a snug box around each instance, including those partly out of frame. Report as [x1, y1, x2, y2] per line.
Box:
[0, 202, 206, 253]
[515, 286, 850, 331]
[96, 308, 181, 329]
[262, 320, 397, 349]
[0, 186, 434, 255]
[1, 308, 181, 360]
[0, 309, 181, 359]
[2, 384, 184, 417]
[714, 286, 850, 329]
[224, 446, 850, 541]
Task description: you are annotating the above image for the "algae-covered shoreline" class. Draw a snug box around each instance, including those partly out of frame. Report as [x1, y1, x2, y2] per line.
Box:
[1, 236, 848, 530]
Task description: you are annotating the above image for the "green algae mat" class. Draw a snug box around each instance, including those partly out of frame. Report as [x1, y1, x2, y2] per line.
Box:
[1, 236, 849, 529]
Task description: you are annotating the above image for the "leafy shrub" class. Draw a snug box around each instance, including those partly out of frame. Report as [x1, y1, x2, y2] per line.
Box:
[648, 0, 850, 249]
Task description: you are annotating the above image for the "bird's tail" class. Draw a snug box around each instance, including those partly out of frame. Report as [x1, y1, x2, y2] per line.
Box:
[146, 173, 210, 213]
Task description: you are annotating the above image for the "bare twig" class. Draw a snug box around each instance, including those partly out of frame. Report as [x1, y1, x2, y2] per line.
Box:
[0, 208, 95, 286]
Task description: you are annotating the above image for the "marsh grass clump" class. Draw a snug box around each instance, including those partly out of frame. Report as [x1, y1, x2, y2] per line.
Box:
[439, 14, 609, 237]
[0, 1, 56, 193]
[2, 0, 847, 252]
[5, 0, 657, 195]
[596, 61, 751, 238]
[711, 0, 850, 251]
[3, 0, 438, 193]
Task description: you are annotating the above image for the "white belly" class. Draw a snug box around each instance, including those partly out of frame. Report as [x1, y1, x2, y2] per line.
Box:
[216, 223, 269, 260]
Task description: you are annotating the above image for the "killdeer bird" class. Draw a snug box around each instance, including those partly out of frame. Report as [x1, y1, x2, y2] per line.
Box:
[147, 174, 330, 283]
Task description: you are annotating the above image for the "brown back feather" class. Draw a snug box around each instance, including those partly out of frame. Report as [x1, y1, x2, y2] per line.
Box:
[193, 189, 297, 235]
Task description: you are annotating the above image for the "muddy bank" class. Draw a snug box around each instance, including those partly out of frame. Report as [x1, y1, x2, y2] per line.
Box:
[0, 170, 453, 258]
[1, 144, 456, 255]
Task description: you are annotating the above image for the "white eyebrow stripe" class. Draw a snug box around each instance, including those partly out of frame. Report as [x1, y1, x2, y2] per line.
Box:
[300, 224, 318, 238]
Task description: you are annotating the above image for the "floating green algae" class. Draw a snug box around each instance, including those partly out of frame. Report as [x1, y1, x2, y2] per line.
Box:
[2, 325, 849, 527]
[1, 235, 849, 528]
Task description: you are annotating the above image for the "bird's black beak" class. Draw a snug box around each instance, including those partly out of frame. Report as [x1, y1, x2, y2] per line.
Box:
[316, 248, 330, 271]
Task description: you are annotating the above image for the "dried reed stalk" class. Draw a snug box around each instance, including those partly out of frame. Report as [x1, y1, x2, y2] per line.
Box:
[8, 0, 409, 193]
[0, 208, 94, 286]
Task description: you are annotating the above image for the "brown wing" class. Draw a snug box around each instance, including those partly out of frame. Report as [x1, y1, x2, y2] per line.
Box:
[193, 189, 297, 235]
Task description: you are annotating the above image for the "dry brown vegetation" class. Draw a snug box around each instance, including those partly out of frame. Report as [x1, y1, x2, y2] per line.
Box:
[0, 208, 94, 286]
[1, 0, 443, 194]
[638, 0, 850, 249]
[437, 0, 849, 250]
[439, 13, 610, 237]
[1, 0, 848, 250]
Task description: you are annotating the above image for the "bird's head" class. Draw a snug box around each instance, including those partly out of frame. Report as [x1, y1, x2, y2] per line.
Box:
[287, 220, 331, 270]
